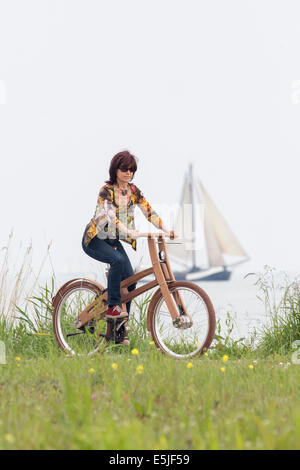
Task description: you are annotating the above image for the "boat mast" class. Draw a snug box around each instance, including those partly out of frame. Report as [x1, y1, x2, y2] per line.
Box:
[188, 163, 197, 270]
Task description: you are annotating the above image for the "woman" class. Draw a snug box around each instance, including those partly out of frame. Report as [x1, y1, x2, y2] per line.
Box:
[82, 150, 176, 327]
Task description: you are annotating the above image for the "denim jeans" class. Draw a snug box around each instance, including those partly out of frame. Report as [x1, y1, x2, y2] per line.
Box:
[82, 236, 137, 314]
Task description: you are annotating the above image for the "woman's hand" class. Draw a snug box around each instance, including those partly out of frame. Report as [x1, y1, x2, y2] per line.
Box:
[160, 223, 179, 239]
[128, 229, 140, 238]
[166, 230, 179, 239]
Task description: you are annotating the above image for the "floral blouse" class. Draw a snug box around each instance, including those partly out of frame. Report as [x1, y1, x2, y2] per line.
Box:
[82, 183, 164, 250]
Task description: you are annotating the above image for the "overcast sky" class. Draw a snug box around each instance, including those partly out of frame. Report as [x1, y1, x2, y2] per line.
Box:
[0, 0, 299, 282]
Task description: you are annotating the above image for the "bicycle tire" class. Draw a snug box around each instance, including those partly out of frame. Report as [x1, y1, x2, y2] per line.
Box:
[148, 281, 216, 359]
[52, 279, 107, 356]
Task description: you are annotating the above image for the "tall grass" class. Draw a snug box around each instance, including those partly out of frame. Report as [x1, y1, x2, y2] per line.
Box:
[211, 311, 253, 358]
[0, 231, 55, 322]
[246, 266, 300, 356]
[0, 230, 33, 324]
[128, 292, 153, 349]
[0, 231, 56, 357]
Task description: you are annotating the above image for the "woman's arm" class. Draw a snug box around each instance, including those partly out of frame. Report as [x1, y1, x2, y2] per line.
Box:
[136, 188, 177, 238]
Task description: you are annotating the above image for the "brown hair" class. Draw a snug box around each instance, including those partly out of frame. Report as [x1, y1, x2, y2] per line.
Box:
[105, 150, 138, 185]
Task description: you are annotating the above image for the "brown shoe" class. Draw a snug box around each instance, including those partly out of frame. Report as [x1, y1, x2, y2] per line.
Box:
[105, 305, 128, 319]
[117, 319, 130, 346]
[120, 336, 130, 347]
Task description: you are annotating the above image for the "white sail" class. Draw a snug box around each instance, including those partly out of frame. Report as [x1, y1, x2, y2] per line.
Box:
[195, 181, 224, 268]
[198, 180, 248, 259]
[167, 165, 206, 269]
[167, 172, 194, 268]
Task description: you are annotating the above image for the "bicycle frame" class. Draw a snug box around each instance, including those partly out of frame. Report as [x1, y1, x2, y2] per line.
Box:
[72, 233, 190, 330]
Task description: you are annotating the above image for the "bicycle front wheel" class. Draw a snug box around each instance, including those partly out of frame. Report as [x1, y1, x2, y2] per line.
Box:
[149, 281, 216, 359]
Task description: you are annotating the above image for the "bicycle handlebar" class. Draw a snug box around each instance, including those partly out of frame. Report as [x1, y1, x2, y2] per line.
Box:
[136, 232, 164, 238]
[134, 232, 176, 239]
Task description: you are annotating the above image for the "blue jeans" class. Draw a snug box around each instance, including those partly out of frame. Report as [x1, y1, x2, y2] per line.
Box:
[82, 237, 137, 314]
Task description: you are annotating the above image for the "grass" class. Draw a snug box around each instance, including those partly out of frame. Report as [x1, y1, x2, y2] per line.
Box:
[0, 236, 300, 450]
[248, 266, 300, 357]
[1, 283, 300, 450]
[0, 231, 55, 325]
[0, 350, 299, 450]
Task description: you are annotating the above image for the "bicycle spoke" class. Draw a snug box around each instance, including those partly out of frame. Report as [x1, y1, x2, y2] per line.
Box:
[55, 286, 106, 356]
[152, 285, 212, 358]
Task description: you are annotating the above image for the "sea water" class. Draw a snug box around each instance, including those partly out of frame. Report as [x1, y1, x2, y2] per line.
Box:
[194, 275, 269, 342]
[193, 269, 298, 342]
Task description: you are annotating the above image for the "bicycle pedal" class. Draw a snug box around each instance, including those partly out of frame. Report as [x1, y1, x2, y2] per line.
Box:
[106, 314, 127, 320]
[74, 316, 83, 329]
[115, 318, 128, 332]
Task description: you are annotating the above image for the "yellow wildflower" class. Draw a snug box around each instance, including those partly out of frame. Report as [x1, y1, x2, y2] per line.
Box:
[14, 357, 21, 361]
[248, 364, 254, 369]
[88, 368, 95, 374]
[204, 352, 209, 357]
[149, 341, 154, 345]
[131, 348, 139, 355]
[220, 367, 226, 373]
[32, 332, 50, 336]
[136, 365, 144, 374]
[112, 363, 118, 370]
[222, 355, 229, 362]
[187, 362, 193, 368]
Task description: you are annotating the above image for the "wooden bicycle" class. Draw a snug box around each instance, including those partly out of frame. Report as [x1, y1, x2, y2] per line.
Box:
[52, 233, 216, 359]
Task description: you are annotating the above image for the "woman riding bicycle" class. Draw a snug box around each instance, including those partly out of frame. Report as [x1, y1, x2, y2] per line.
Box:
[82, 150, 176, 337]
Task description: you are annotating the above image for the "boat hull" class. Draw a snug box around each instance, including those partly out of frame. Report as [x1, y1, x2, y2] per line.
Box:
[173, 268, 232, 282]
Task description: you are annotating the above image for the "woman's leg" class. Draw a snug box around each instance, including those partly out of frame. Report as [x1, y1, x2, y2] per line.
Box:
[82, 237, 127, 307]
[114, 241, 137, 314]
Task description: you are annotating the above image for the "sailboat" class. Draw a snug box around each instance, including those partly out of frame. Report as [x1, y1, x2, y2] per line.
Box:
[167, 164, 249, 281]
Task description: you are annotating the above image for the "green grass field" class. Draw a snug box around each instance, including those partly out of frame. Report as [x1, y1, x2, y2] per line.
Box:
[1, 346, 299, 450]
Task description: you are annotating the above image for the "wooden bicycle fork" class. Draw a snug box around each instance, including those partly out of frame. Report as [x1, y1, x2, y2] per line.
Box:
[147, 235, 191, 325]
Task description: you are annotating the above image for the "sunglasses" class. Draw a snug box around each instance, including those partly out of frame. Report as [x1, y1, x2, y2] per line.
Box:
[118, 166, 135, 172]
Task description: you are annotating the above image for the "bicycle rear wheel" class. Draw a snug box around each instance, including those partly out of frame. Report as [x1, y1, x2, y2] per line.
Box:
[52, 280, 107, 356]
[149, 281, 216, 359]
